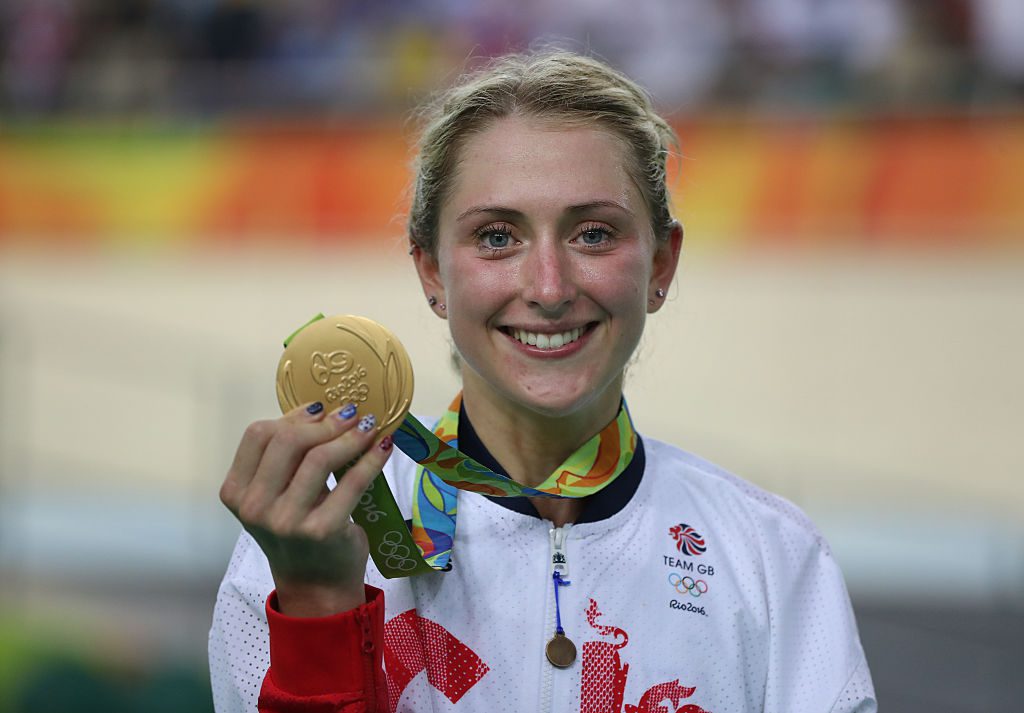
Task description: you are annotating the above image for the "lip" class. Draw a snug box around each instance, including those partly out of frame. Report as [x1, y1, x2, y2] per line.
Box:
[498, 322, 597, 357]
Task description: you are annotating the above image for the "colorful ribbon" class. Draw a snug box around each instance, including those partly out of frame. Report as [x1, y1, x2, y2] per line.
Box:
[351, 394, 638, 578]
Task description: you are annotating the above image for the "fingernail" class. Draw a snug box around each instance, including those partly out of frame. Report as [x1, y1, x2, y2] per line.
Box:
[306, 402, 324, 415]
[379, 435, 393, 451]
[357, 414, 377, 432]
[338, 403, 357, 419]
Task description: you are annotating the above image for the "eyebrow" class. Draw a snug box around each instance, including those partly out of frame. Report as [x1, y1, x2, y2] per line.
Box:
[455, 200, 634, 223]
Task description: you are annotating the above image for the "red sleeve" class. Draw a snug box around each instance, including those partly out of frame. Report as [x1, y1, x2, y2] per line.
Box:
[258, 585, 388, 713]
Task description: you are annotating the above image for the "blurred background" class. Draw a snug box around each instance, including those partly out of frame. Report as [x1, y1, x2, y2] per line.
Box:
[0, 0, 1022, 711]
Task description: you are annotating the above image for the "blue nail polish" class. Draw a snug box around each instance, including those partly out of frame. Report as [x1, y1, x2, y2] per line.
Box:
[357, 414, 376, 432]
[338, 403, 357, 419]
[306, 402, 324, 415]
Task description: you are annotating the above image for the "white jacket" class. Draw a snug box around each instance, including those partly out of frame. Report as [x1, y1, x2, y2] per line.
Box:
[210, 435, 876, 713]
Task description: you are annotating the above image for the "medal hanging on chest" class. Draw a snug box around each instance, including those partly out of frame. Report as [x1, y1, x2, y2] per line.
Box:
[545, 571, 577, 668]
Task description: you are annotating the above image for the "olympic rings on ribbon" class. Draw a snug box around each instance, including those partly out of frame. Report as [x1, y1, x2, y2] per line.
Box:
[668, 572, 709, 597]
[378, 530, 417, 571]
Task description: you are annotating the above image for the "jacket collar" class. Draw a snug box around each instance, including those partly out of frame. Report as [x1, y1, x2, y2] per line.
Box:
[456, 399, 645, 524]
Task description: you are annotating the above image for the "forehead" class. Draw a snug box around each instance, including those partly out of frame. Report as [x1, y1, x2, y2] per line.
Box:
[441, 116, 645, 221]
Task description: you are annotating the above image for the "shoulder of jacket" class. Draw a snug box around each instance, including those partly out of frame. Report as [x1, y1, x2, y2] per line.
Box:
[641, 435, 829, 551]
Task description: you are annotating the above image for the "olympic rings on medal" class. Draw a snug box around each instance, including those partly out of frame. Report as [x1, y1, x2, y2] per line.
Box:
[668, 572, 709, 597]
[377, 530, 417, 571]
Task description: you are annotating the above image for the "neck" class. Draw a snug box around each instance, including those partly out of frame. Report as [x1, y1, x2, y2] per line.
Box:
[459, 375, 623, 526]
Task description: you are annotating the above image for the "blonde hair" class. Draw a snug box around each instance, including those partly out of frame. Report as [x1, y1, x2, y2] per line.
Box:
[408, 51, 678, 254]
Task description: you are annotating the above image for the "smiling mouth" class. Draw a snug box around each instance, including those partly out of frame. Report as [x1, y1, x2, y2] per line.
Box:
[500, 323, 597, 350]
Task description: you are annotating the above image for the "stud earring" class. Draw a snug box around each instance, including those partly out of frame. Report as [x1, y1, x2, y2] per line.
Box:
[655, 288, 666, 299]
[427, 296, 437, 307]
[439, 303, 446, 311]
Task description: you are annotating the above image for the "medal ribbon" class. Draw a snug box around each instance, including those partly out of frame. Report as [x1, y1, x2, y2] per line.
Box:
[351, 394, 638, 578]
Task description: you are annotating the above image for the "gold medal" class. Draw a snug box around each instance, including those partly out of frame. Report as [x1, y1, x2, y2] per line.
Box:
[545, 632, 577, 668]
[276, 314, 414, 436]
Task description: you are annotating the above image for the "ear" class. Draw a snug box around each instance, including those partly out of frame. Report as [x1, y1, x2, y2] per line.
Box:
[647, 221, 683, 314]
[411, 242, 447, 319]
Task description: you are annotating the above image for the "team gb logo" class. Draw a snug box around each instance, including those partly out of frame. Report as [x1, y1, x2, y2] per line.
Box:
[669, 523, 706, 556]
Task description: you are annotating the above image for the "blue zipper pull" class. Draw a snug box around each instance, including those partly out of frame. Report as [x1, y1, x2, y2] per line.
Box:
[546, 570, 576, 668]
[552, 571, 571, 635]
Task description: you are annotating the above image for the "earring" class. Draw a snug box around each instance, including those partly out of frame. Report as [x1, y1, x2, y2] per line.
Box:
[439, 303, 446, 311]
[427, 296, 437, 307]
[655, 288, 666, 299]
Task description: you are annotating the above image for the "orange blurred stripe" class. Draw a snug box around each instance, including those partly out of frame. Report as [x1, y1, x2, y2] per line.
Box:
[0, 116, 1020, 250]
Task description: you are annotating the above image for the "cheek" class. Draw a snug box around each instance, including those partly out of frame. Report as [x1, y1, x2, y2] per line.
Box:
[441, 252, 519, 310]
[463, 265, 518, 297]
[582, 255, 649, 304]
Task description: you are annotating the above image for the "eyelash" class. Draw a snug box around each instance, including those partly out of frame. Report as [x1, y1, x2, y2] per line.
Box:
[474, 223, 516, 255]
[472, 222, 617, 255]
[574, 223, 616, 250]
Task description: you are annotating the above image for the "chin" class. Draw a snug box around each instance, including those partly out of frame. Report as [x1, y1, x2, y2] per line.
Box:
[458, 345, 625, 421]
[493, 375, 621, 421]
[517, 393, 591, 419]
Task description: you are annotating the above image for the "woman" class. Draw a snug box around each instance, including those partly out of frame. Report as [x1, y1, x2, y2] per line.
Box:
[210, 51, 876, 713]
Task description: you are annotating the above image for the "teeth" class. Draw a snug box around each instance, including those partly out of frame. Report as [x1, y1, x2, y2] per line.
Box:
[511, 327, 586, 350]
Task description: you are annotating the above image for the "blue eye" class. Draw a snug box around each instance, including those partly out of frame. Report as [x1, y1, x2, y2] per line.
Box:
[580, 228, 609, 245]
[484, 231, 511, 249]
[476, 225, 515, 253]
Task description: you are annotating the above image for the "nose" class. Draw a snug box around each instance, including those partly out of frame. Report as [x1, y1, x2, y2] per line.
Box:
[521, 237, 578, 313]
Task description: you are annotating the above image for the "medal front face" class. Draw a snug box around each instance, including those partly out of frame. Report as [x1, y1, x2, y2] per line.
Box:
[276, 315, 414, 436]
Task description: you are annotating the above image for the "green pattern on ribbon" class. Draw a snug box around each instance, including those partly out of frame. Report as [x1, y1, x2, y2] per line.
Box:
[355, 396, 637, 578]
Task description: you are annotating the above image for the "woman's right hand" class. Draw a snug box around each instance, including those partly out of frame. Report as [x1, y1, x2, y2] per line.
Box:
[219, 402, 394, 617]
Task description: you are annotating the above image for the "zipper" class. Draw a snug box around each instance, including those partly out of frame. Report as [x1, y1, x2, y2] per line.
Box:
[540, 524, 573, 713]
[551, 525, 571, 578]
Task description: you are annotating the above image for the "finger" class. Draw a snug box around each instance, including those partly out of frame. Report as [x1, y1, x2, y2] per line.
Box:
[310, 433, 394, 528]
[238, 401, 328, 479]
[223, 401, 333, 505]
[310, 482, 331, 509]
[276, 410, 382, 514]
[227, 419, 275, 486]
[241, 403, 365, 516]
[283, 399, 331, 422]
